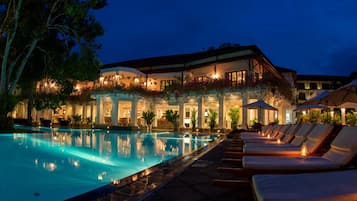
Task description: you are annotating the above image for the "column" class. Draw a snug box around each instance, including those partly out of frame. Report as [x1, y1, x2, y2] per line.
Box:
[280, 103, 286, 125]
[90, 102, 94, 123]
[218, 94, 224, 128]
[111, 97, 119, 126]
[95, 97, 103, 124]
[197, 96, 203, 129]
[242, 94, 248, 129]
[341, 108, 346, 125]
[179, 98, 184, 129]
[72, 104, 77, 116]
[130, 97, 138, 127]
[82, 104, 86, 120]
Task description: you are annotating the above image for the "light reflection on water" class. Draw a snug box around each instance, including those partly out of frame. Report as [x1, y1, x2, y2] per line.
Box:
[2, 126, 215, 201]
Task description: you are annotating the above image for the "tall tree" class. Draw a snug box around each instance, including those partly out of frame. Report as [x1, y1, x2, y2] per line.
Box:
[0, 0, 106, 129]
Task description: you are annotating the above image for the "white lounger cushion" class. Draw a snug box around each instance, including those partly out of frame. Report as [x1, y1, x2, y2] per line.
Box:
[243, 156, 340, 170]
[253, 170, 357, 201]
[243, 145, 300, 155]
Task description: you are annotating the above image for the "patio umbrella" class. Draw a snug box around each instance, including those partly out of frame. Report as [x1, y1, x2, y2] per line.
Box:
[243, 99, 278, 111]
[303, 90, 329, 105]
[318, 80, 357, 107]
[243, 100, 277, 124]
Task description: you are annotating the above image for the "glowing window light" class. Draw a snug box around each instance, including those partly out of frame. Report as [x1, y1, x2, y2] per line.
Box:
[277, 138, 281, 144]
[212, 73, 219, 79]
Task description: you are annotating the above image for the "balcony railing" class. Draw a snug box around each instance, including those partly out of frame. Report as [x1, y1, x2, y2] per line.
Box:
[89, 76, 293, 101]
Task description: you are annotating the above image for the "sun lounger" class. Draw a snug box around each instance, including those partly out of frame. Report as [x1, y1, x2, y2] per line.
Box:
[218, 126, 357, 177]
[239, 124, 275, 137]
[239, 124, 297, 144]
[225, 124, 320, 157]
[252, 169, 357, 201]
[239, 125, 290, 142]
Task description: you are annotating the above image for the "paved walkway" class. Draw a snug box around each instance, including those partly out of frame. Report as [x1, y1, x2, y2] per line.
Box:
[141, 140, 254, 201]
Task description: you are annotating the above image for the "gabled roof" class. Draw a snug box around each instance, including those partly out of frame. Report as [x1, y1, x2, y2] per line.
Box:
[297, 74, 349, 81]
[275, 66, 296, 73]
[102, 45, 279, 75]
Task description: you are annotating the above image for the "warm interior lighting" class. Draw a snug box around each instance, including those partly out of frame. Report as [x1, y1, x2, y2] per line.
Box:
[277, 138, 281, 144]
[134, 78, 139, 83]
[212, 73, 219, 79]
[301, 143, 307, 157]
[267, 134, 271, 139]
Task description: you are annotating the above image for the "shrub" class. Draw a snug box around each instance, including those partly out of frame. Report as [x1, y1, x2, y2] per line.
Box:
[228, 107, 240, 130]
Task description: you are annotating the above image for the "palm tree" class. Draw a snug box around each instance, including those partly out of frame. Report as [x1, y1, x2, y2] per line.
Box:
[142, 111, 155, 132]
[228, 107, 240, 130]
[164, 109, 180, 131]
[208, 109, 217, 131]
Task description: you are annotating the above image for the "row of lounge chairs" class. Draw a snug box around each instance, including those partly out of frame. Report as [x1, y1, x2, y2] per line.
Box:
[214, 123, 357, 201]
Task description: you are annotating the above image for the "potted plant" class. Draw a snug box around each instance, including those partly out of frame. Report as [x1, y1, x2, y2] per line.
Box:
[208, 109, 217, 131]
[142, 111, 155, 132]
[164, 109, 180, 132]
[346, 111, 357, 126]
[71, 115, 82, 127]
[228, 107, 240, 130]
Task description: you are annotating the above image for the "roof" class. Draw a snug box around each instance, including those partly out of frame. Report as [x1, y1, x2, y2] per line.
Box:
[275, 66, 296, 73]
[102, 45, 278, 74]
[297, 74, 350, 82]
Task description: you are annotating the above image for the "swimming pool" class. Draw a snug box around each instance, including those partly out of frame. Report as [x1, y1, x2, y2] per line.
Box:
[0, 127, 215, 201]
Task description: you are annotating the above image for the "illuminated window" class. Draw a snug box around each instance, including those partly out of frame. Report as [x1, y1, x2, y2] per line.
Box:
[225, 70, 246, 87]
[160, 80, 175, 91]
[298, 92, 306, 100]
[310, 83, 317, 90]
[195, 76, 208, 82]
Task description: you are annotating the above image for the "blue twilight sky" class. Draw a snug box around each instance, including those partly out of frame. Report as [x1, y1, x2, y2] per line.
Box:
[93, 0, 357, 76]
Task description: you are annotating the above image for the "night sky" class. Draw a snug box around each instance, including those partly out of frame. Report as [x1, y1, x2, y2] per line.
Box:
[94, 0, 357, 76]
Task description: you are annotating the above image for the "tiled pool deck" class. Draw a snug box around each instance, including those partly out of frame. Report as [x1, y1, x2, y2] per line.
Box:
[67, 135, 253, 201]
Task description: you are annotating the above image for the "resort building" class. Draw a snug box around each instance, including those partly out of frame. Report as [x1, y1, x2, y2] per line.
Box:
[12, 45, 325, 130]
[295, 75, 351, 105]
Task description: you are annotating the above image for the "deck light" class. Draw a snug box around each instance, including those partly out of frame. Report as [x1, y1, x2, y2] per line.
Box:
[301, 143, 307, 158]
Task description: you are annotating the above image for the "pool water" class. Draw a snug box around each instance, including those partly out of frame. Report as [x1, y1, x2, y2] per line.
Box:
[0, 127, 215, 201]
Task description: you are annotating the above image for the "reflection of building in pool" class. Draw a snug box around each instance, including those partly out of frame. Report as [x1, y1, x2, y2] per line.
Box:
[42, 131, 207, 158]
[15, 45, 355, 129]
